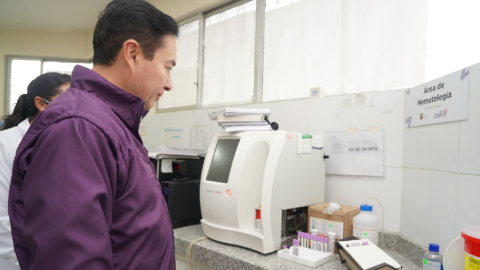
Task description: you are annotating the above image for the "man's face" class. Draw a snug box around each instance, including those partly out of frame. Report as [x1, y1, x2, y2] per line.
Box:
[133, 35, 177, 110]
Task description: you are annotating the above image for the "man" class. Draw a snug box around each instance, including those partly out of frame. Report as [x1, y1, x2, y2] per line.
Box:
[8, 0, 178, 269]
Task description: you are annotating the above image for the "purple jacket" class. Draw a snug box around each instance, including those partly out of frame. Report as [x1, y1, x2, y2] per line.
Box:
[9, 66, 175, 270]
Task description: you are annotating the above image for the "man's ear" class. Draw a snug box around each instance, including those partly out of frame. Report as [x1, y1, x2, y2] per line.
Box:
[122, 39, 141, 73]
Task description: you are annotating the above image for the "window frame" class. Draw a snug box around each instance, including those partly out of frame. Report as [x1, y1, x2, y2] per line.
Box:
[156, 0, 267, 113]
[200, 0, 263, 109]
[4, 55, 92, 115]
[155, 15, 203, 113]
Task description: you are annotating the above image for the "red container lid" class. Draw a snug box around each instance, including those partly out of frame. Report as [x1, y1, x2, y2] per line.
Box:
[463, 227, 480, 240]
[462, 226, 480, 257]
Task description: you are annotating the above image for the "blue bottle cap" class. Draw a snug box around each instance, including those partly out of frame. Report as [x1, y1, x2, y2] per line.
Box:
[360, 204, 373, 211]
[429, 243, 439, 252]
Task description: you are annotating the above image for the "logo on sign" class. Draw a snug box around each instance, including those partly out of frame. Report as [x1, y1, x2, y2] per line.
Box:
[434, 109, 448, 118]
[420, 113, 423, 120]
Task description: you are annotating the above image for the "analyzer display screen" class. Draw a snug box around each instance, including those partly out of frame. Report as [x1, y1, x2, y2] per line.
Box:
[206, 139, 240, 183]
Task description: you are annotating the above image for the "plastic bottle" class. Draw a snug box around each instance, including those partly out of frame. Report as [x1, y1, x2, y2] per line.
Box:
[352, 204, 379, 245]
[423, 243, 443, 270]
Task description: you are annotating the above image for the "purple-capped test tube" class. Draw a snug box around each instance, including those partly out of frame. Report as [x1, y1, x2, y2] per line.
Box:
[323, 236, 328, 252]
[298, 232, 303, 247]
[292, 239, 299, 256]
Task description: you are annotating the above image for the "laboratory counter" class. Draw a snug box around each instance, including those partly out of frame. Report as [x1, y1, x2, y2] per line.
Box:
[174, 225, 423, 270]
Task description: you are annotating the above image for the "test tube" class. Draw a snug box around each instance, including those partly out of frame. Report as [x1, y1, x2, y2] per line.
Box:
[310, 234, 317, 250]
[292, 239, 299, 256]
[323, 237, 328, 253]
[299, 232, 304, 248]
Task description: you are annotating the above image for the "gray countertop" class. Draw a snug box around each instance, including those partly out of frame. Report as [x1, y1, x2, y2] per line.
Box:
[174, 225, 421, 270]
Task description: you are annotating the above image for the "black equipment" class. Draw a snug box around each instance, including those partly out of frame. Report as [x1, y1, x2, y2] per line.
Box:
[150, 157, 204, 229]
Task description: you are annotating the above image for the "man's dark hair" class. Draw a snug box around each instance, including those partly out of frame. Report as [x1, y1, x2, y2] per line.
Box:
[93, 0, 178, 66]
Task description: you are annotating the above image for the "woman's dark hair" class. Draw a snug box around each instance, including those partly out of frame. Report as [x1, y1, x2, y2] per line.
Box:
[1, 72, 70, 130]
[93, 0, 178, 66]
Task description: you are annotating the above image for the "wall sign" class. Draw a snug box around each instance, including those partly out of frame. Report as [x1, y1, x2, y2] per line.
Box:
[405, 68, 469, 128]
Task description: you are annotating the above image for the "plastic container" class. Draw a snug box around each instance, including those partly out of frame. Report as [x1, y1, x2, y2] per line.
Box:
[352, 204, 379, 245]
[277, 245, 333, 267]
[462, 226, 480, 270]
[423, 243, 443, 270]
[327, 231, 336, 253]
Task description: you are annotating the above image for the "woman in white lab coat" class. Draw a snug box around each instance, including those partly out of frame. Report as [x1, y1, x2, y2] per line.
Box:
[0, 73, 70, 268]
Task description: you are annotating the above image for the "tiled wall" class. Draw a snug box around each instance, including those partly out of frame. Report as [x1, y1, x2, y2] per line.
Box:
[142, 63, 480, 253]
[142, 89, 406, 234]
[401, 63, 480, 253]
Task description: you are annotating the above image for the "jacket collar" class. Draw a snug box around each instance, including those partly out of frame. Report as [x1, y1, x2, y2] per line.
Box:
[70, 65, 149, 129]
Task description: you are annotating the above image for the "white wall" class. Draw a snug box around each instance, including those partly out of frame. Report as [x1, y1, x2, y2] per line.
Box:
[401, 62, 480, 253]
[0, 28, 91, 117]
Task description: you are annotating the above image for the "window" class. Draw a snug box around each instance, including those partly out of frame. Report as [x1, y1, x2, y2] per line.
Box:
[425, 0, 480, 81]
[262, 0, 342, 101]
[7, 59, 42, 115]
[43, 61, 92, 75]
[202, 1, 257, 107]
[6, 57, 92, 114]
[158, 20, 199, 110]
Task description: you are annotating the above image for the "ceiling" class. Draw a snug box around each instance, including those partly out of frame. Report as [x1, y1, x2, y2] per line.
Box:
[0, 0, 225, 32]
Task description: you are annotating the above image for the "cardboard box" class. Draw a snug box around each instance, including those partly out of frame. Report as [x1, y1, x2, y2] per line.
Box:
[308, 203, 360, 240]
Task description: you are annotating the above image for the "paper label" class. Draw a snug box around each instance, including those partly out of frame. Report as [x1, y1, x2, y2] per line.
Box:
[423, 259, 441, 270]
[160, 159, 176, 173]
[325, 131, 384, 176]
[312, 135, 323, 149]
[298, 134, 312, 154]
[310, 217, 344, 239]
[465, 252, 480, 270]
[352, 227, 378, 244]
[164, 129, 183, 147]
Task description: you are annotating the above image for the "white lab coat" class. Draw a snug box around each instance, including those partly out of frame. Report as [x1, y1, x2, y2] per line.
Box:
[0, 119, 29, 269]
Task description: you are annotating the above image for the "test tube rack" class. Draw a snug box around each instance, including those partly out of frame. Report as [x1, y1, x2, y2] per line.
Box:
[277, 246, 333, 267]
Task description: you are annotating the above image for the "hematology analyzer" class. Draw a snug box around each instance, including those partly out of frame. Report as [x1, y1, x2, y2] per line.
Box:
[200, 130, 325, 254]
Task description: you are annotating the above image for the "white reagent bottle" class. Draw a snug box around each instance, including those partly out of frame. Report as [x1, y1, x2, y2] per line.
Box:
[352, 204, 379, 245]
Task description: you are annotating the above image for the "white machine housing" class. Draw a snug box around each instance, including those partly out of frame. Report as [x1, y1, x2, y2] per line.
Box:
[200, 130, 325, 254]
